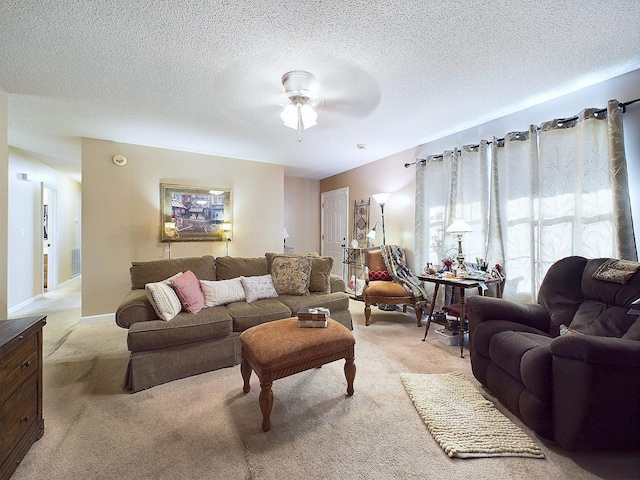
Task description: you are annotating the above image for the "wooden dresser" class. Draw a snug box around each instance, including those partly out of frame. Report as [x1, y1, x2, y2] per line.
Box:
[0, 316, 46, 480]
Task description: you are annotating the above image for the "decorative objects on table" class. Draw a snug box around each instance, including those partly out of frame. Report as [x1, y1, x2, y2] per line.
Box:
[297, 307, 330, 328]
[445, 218, 472, 274]
[280, 70, 324, 142]
[160, 184, 232, 242]
[400, 372, 544, 459]
[419, 273, 504, 358]
[367, 193, 390, 245]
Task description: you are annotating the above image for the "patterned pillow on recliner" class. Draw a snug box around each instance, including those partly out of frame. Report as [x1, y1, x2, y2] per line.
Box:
[369, 270, 392, 281]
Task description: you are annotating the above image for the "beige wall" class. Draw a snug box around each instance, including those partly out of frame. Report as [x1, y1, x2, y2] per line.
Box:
[0, 89, 7, 318]
[284, 176, 320, 254]
[81, 139, 285, 316]
[320, 147, 420, 266]
[7, 149, 81, 310]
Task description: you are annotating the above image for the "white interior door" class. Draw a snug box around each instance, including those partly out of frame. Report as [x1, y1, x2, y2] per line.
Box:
[321, 187, 348, 278]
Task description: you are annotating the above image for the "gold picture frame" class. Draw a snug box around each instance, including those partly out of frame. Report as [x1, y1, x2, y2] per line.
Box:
[160, 183, 232, 242]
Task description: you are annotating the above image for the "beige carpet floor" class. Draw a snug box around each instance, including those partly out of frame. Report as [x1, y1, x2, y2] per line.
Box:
[8, 279, 640, 479]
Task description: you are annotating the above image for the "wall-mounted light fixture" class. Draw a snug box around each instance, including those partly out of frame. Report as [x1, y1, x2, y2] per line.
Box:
[164, 222, 179, 258]
[222, 223, 232, 256]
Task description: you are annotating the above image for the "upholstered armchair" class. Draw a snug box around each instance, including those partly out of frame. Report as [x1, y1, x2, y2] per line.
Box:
[468, 256, 640, 451]
[363, 246, 425, 326]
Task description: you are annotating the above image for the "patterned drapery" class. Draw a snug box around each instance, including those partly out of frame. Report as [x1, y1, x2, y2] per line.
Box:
[415, 99, 637, 302]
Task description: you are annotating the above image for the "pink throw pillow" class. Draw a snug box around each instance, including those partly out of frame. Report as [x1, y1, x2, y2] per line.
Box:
[170, 270, 205, 314]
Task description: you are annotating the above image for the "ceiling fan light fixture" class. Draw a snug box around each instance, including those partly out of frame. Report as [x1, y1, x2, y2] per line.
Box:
[280, 71, 322, 141]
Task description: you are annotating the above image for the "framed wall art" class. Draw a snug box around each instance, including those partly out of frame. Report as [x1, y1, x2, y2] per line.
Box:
[160, 183, 232, 242]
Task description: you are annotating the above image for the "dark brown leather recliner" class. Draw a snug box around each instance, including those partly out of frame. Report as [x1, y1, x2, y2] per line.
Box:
[468, 256, 640, 451]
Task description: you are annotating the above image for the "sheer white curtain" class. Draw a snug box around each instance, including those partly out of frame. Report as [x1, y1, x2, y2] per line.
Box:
[416, 99, 636, 302]
[415, 145, 490, 275]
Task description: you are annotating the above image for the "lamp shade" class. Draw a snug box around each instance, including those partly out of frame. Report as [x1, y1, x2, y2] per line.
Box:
[280, 104, 298, 128]
[367, 228, 377, 240]
[372, 193, 391, 207]
[283, 228, 290, 239]
[446, 218, 472, 234]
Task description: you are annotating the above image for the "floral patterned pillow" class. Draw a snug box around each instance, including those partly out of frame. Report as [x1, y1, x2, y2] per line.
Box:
[270, 256, 312, 296]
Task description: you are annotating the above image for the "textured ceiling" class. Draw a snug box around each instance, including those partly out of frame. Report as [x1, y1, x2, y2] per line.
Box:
[1, 1, 640, 182]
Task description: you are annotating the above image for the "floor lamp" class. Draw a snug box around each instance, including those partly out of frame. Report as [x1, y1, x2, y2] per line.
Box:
[370, 193, 390, 245]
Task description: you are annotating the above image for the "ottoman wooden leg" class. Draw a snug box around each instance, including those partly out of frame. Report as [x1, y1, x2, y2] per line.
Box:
[344, 357, 356, 396]
[241, 357, 252, 394]
[259, 381, 274, 432]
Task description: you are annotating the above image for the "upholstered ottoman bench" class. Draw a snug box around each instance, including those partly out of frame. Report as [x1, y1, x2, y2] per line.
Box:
[239, 317, 356, 431]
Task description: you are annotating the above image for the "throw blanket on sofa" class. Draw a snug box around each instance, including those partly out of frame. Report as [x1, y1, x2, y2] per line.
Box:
[381, 245, 428, 300]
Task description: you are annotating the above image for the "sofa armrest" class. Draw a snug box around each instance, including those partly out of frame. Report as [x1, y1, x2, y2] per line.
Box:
[550, 335, 640, 367]
[115, 289, 157, 329]
[467, 296, 551, 332]
[329, 274, 346, 293]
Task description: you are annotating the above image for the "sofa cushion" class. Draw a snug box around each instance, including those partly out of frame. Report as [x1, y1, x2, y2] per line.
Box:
[127, 306, 233, 352]
[171, 270, 205, 314]
[240, 274, 278, 303]
[145, 274, 183, 321]
[276, 292, 350, 318]
[270, 255, 312, 295]
[215, 256, 268, 280]
[200, 278, 245, 307]
[226, 298, 292, 332]
[130, 256, 216, 289]
[310, 256, 334, 293]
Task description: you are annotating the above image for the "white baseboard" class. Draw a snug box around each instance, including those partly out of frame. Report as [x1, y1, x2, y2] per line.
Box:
[80, 313, 115, 324]
[8, 295, 44, 315]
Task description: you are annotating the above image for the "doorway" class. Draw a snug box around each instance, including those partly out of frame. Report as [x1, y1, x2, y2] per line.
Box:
[42, 185, 57, 292]
[321, 187, 348, 279]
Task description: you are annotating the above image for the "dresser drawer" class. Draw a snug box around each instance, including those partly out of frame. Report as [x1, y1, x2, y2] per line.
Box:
[0, 372, 38, 458]
[0, 333, 38, 402]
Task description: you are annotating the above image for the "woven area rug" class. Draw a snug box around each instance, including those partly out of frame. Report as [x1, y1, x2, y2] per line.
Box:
[401, 372, 545, 459]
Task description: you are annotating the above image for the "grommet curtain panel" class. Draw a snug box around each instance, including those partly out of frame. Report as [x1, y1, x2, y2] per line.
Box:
[415, 99, 636, 302]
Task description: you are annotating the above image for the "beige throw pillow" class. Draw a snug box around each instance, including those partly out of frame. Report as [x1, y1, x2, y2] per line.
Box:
[240, 275, 279, 303]
[145, 272, 183, 321]
[270, 256, 312, 296]
[200, 278, 245, 307]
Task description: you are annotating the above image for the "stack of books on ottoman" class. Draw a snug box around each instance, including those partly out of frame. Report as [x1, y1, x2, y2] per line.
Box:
[297, 307, 330, 328]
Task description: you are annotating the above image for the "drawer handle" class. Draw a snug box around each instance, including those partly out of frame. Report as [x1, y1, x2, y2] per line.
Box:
[21, 415, 30, 423]
[22, 360, 32, 368]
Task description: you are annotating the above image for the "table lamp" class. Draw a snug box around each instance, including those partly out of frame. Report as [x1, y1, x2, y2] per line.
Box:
[446, 219, 472, 273]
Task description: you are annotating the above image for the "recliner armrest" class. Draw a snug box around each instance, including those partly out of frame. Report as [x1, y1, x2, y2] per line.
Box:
[550, 335, 640, 367]
[467, 296, 550, 332]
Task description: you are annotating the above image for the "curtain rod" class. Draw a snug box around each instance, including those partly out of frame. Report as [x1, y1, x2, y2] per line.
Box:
[404, 97, 640, 168]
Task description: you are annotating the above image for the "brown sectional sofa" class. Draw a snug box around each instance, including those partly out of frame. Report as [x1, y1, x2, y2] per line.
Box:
[115, 254, 352, 392]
